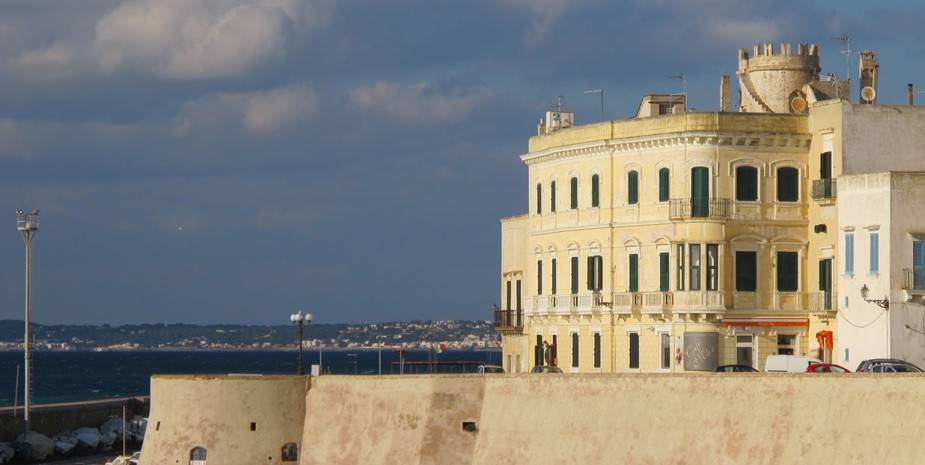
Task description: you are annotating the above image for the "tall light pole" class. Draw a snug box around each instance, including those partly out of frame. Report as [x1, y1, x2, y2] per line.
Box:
[290, 311, 310, 375]
[16, 209, 38, 432]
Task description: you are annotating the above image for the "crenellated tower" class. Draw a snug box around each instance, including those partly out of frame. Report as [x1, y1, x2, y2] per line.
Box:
[737, 43, 821, 114]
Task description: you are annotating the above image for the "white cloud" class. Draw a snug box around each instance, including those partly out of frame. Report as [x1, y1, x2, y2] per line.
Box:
[349, 81, 492, 124]
[7, 0, 331, 80]
[497, 0, 571, 47]
[173, 83, 318, 135]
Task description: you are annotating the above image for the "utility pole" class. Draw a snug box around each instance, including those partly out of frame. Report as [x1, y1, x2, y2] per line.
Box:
[16, 209, 38, 433]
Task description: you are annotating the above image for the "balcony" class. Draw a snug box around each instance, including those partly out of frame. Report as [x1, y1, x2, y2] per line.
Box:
[669, 198, 732, 220]
[811, 179, 837, 201]
[613, 292, 642, 314]
[642, 292, 674, 313]
[808, 291, 837, 315]
[902, 269, 925, 294]
[493, 308, 523, 333]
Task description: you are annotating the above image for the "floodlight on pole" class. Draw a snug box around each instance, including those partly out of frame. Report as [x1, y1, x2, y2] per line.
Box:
[16, 209, 38, 433]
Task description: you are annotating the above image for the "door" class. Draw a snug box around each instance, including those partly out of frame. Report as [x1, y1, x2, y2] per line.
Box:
[691, 167, 709, 217]
[819, 259, 833, 310]
[820, 151, 833, 197]
[735, 335, 754, 367]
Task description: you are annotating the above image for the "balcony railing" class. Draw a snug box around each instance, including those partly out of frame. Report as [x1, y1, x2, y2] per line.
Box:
[808, 291, 837, 314]
[669, 198, 732, 220]
[493, 308, 523, 332]
[902, 268, 925, 291]
[811, 179, 837, 201]
[642, 292, 674, 313]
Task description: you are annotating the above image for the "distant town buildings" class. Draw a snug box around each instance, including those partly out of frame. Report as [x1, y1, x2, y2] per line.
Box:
[496, 42, 925, 372]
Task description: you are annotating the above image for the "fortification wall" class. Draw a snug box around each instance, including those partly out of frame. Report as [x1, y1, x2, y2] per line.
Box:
[139, 375, 309, 465]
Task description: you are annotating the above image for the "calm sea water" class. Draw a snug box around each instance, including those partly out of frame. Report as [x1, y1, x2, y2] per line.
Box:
[0, 349, 502, 406]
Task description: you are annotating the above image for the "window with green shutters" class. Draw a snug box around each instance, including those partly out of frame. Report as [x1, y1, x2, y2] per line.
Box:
[570, 177, 578, 209]
[691, 167, 709, 217]
[628, 333, 639, 369]
[570, 256, 579, 294]
[587, 256, 603, 291]
[776, 251, 798, 292]
[736, 166, 758, 201]
[537, 260, 543, 295]
[658, 168, 670, 202]
[819, 259, 833, 310]
[550, 181, 556, 212]
[676, 243, 685, 290]
[735, 251, 757, 292]
[591, 174, 600, 207]
[551, 258, 557, 294]
[536, 183, 542, 214]
[535, 335, 543, 367]
[870, 232, 879, 274]
[628, 254, 639, 292]
[627, 171, 639, 205]
[777, 167, 799, 202]
[593, 333, 601, 368]
[571, 332, 579, 368]
[516, 280, 522, 309]
[659, 252, 669, 291]
[506, 281, 512, 309]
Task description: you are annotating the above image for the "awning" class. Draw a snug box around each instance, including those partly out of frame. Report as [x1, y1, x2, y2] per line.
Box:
[721, 319, 808, 327]
[816, 330, 834, 350]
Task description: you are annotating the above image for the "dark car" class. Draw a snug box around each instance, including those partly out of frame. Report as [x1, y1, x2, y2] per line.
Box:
[715, 365, 759, 373]
[856, 359, 923, 373]
[530, 365, 563, 373]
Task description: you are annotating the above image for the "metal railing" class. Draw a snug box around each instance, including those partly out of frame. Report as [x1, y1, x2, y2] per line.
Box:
[808, 291, 837, 313]
[811, 179, 837, 200]
[902, 268, 925, 291]
[669, 198, 732, 220]
[492, 309, 523, 331]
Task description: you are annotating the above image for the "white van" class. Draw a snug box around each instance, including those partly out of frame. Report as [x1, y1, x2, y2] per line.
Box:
[764, 355, 821, 373]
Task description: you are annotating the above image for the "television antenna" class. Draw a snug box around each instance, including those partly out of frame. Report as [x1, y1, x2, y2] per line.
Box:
[834, 34, 851, 83]
[669, 74, 687, 95]
[583, 89, 605, 122]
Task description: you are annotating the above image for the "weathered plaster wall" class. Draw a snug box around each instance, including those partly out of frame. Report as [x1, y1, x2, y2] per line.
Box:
[843, 104, 925, 175]
[139, 375, 309, 465]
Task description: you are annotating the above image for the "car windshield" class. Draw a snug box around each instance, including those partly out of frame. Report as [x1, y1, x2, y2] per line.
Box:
[829, 366, 847, 373]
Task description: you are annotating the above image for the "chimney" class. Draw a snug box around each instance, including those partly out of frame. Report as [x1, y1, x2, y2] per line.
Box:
[859, 50, 879, 104]
[720, 75, 730, 112]
[909, 84, 915, 106]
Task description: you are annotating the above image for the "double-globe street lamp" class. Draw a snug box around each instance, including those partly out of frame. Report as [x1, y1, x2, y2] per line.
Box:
[289, 310, 312, 375]
[16, 209, 38, 432]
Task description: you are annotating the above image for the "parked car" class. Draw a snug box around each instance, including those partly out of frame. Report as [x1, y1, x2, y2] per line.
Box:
[806, 362, 851, 373]
[530, 365, 563, 373]
[765, 355, 822, 373]
[715, 365, 759, 373]
[476, 364, 505, 374]
[855, 359, 923, 373]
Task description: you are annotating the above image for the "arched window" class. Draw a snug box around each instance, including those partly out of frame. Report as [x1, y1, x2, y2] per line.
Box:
[627, 171, 639, 205]
[591, 174, 600, 207]
[550, 180, 557, 212]
[658, 168, 670, 202]
[536, 183, 542, 214]
[282, 443, 299, 462]
[736, 166, 759, 201]
[190, 447, 208, 465]
[777, 167, 799, 202]
[570, 177, 578, 209]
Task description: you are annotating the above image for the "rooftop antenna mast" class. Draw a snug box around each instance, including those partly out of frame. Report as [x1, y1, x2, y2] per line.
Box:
[669, 74, 687, 95]
[583, 89, 605, 122]
[835, 34, 851, 83]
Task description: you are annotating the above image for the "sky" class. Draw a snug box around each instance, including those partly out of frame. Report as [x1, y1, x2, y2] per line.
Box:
[1, 0, 924, 325]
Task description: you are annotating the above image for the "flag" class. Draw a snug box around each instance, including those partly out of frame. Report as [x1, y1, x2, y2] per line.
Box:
[434, 342, 446, 354]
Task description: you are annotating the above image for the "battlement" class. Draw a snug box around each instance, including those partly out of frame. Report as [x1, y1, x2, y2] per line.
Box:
[738, 43, 819, 61]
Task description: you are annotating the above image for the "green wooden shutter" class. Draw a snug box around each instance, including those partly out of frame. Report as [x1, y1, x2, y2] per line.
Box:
[691, 167, 709, 217]
[629, 254, 639, 292]
[551, 258, 557, 294]
[571, 332, 579, 368]
[537, 260, 543, 295]
[550, 181, 556, 212]
[570, 177, 578, 209]
[777, 167, 799, 202]
[736, 166, 758, 201]
[571, 256, 579, 294]
[659, 252, 669, 291]
[596, 256, 603, 291]
[587, 257, 593, 290]
[591, 174, 600, 207]
[735, 251, 757, 292]
[628, 171, 639, 205]
[593, 333, 601, 368]
[776, 252, 798, 291]
[658, 168, 670, 202]
[629, 333, 639, 369]
[536, 183, 542, 214]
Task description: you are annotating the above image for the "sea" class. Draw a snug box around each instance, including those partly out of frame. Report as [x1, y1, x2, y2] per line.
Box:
[0, 349, 502, 406]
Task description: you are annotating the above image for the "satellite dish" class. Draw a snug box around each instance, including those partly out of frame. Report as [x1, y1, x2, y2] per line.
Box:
[861, 86, 876, 103]
[790, 96, 808, 114]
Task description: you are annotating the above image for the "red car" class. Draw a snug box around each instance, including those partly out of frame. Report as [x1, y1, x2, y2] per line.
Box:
[807, 362, 851, 373]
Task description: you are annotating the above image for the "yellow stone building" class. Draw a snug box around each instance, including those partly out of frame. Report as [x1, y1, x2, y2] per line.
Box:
[496, 43, 925, 372]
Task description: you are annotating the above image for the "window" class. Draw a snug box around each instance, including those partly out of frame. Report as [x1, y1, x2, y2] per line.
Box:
[570, 256, 579, 294]
[534, 335, 543, 367]
[571, 332, 579, 368]
[250, 422, 257, 431]
[628, 254, 639, 292]
[536, 183, 542, 214]
[587, 256, 603, 291]
[628, 332, 639, 369]
[735, 251, 757, 292]
[914, 240, 925, 290]
[706, 244, 718, 291]
[551, 258, 557, 295]
[690, 244, 701, 291]
[819, 259, 833, 310]
[777, 167, 799, 202]
[735, 335, 753, 367]
[550, 181, 557, 212]
[870, 232, 879, 274]
[691, 167, 709, 217]
[281, 443, 299, 462]
[506, 281, 512, 309]
[777, 334, 796, 356]
[660, 334, 671, 369]
[627, 171, 639, 205]
[593, 333, 601, 368]
[516, 280, 522, 309]
[190, 447, 208, 465]
[659, 252, 669, 291]
[570, 177, 578, 209]
[676, 244, 685, 290]
[591, 174, 600, 207]
[537, 260, 543, 295]
[658, 168, 670, 202]
[735, 166, 758, 201]
[776, 252, 798, 292]
[845, 233, 854, 275]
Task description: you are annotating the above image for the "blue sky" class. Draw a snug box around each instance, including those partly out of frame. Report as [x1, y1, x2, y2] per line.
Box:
[1, 0, 923, 324]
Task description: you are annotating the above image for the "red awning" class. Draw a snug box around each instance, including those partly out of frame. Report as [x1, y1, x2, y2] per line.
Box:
[816, 330, 834, 350]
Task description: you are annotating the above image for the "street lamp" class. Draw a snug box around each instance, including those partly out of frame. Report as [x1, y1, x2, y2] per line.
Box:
[860, 284, 889, 309]
[16, 209, 38, 432]
[290, 311, 312, 375]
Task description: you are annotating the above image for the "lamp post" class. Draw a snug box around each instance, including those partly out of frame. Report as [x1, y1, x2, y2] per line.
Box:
[860, 284, 889, 309]
[290, 311, 311, 375]
[16, 209, 38, 432]
[377, 335, 383, 376]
